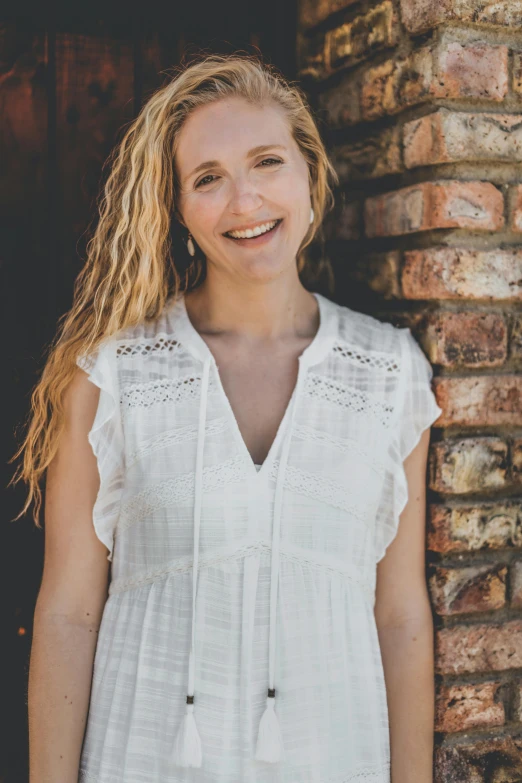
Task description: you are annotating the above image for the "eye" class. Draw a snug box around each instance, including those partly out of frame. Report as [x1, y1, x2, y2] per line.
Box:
[258, 157, 283, 167]
[194, 158, 283, 189]
[195, 174, 217, 189]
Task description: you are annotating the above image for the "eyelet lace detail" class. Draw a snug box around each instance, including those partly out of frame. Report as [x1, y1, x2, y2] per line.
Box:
[116, 334, 185, 358]
[127, 416, 229, 468]
[119, 456, 250, 531]
[292, 422, 388, 475]
[120, 372, 217, 411]
[305, 372, 394, 427]
[266, 460, 374, 523]
[333, 339, 400, 374]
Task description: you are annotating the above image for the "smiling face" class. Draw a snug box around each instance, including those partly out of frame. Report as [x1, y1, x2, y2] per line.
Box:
[175, 96, 313, 283]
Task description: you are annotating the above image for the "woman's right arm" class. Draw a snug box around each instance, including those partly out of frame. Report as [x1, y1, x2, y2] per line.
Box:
[28, 366, 112, 783]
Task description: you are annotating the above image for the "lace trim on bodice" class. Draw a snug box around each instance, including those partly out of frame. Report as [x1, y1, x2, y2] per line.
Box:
[127, 416, 229, 468]
[108, 536, 375, 599]
[120, 372, 218, 411]
[304, 372, 394, 428]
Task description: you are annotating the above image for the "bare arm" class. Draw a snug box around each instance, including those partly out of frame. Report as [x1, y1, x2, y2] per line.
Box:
[28, 366, 113, 783]
[374, 427, 435, 783]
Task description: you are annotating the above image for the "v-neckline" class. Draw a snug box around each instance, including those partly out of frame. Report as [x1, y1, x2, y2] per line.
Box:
[177, 291, 330, 481]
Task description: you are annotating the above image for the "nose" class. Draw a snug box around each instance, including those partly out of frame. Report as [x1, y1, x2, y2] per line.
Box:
[228, 174, 263, 215]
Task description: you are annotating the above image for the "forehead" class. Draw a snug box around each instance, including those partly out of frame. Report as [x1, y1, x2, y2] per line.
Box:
[175, 98, 293, 173]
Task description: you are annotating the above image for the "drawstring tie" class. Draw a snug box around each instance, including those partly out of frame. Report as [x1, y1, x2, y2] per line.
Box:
[172, 352, 307, 768]
[254, 357, 306, 763]
[171, 355, 212, 768]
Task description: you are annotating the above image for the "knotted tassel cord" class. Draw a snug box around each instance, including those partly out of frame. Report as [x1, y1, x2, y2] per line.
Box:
[255, 357, 307, 763]
[172, 355, 212, 768]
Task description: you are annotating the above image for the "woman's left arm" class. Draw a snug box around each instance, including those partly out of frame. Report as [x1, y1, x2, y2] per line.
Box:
[374, 427, 435, 783]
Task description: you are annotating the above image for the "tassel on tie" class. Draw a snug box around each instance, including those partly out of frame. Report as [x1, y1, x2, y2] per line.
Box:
[172, 696, 202, 768]
[254, 689, 284, 762]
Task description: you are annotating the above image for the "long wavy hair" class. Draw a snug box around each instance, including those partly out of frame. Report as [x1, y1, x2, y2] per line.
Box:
[8, 51, 339, 526]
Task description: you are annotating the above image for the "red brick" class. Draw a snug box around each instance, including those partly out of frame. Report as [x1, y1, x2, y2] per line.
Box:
[436, 620, 522, 674]
[404, 110, 522, 169]
[435, 736, 522, 783]
[430, 438, 508, 495]
[433, 375, 522, 427]
[510, 184, 522, 233]
[427, 501, 522, 554]
[435, 682, 505, 732]
[402, 247, 522, 301]
[432, 41, 508, 101]
[429, 564, 507, 615]
[364, 181, 504, 238]
[514, 52, 522, 95]
[425, 312, 507, 367]
[400, 0, 522, 34]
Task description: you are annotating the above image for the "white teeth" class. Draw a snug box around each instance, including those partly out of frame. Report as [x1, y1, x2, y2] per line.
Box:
[227, 219, 278, 240]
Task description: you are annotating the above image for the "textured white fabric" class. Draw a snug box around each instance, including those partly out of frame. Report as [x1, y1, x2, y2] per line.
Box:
[76, 291, 442, 783]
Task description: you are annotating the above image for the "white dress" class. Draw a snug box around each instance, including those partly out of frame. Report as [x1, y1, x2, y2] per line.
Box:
[76, 291, 442, 783]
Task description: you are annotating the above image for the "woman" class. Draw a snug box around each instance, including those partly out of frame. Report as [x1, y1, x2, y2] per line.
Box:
[15, 53, 442, 783]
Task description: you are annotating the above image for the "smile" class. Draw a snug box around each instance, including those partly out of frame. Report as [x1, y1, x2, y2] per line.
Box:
[223, 218, 283, 241]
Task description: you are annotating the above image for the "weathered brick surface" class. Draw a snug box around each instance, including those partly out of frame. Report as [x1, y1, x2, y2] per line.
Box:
[432, 41, 508, 101]
[300, 0, 357, 28]
[435, 682, 505, 731]
[325, 2, 399, 72]
[317, 73, 361, 127]
[436, 620, 522, 674]
[425, 311, 507, 367]
[402, 247, 522, 301]
[358, 41, 508, 121]
[433, 375, 522, 426]
[330, 126, 402, 181]
[429, 563, 507, 615]
[364, 181, 504, 238]
[400, 0, 522, 34]
[512, 313, 522, 360]
[430, 438, 508, 495]
[514, 51, 522, 95]
[360, 48, 431, 120]
[510, 184, 522, 232]
[427, 501, 522, 553]
[435, 736, 522, 783]
[404, 110, 522, 169]
[512, 561, 522, 608]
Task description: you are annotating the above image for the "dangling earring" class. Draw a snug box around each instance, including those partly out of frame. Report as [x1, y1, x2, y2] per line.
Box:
[186, 232, 195, 257]
[309, 207, 314, 225]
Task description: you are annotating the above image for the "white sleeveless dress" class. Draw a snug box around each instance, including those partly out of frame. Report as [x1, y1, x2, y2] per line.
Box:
[76, 291, 442, 783]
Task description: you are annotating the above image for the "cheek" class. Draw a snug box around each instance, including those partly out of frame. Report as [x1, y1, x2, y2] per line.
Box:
[184, 195, 223, 238]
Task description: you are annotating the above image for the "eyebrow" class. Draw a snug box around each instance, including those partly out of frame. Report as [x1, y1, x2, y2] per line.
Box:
[183, 144, 288, 184]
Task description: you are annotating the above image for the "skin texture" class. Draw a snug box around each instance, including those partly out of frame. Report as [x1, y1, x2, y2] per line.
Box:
[30, 95, 435, 782]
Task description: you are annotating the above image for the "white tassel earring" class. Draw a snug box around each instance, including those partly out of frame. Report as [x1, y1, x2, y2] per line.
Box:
[309, 207, 314, 225]
[186, 233, 195, 257]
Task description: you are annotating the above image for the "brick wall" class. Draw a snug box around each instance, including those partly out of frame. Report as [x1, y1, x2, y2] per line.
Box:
[297, 1, 522, 779]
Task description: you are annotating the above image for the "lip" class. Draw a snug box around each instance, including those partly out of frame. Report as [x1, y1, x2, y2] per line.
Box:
[223, 218, 283, 247]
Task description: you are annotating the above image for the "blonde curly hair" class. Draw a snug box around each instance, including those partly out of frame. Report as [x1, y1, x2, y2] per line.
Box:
[8, 51, 339, 526]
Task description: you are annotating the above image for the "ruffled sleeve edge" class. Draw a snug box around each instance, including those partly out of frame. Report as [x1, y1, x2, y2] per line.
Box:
[76, 338, 124, 562]
[374, 327, 443, 564]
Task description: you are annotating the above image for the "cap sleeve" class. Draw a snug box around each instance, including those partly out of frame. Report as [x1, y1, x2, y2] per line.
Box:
[76, 338, 125, 562]
[373, 327, 443, 563]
